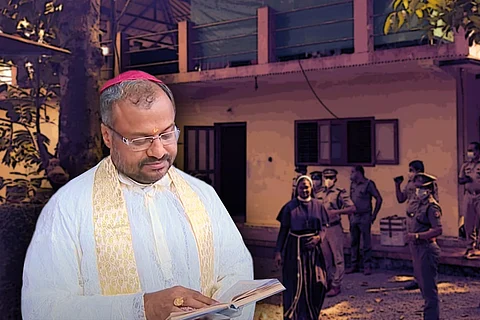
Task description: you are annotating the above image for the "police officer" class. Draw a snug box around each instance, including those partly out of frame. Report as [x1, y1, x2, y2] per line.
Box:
[315, 168, 356, 297]
[458, 142, 480, 259]
[394, 160, 439, 290]
[406, 173, 442, 320]
[395, 160, 439, 216]
[310, 171, 323, 195]
[346, 165, 383, 276]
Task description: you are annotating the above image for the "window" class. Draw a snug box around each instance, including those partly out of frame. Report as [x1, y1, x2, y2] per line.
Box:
[295, 117, 399, 166]
[0, 63, 13, 85]
[184, 126, 215, 186]
[375, 119, 399, 165]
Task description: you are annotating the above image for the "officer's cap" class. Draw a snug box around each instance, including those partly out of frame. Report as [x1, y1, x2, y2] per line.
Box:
[295, 165, 307, 174]
[310, 171, 322, 180]
[322, 168, 338, 178]
[414, 172, 437, 188]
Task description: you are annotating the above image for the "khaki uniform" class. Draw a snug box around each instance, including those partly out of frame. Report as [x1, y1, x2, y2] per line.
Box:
[349, 179, 379, 269]
[315, 186, 355, 288]
[404, 180, 440, 215]
[407, 200, 442, 320]
[459, 160, 480, 250]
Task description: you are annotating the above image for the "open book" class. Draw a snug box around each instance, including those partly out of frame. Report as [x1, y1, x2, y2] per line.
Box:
[167, 279, 285, 320]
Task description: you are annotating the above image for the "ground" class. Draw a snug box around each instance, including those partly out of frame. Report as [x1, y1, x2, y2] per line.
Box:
[253, 270, 480, 320]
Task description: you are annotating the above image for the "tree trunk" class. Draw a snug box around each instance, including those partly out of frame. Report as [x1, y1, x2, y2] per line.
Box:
[57, 0, 103, 179]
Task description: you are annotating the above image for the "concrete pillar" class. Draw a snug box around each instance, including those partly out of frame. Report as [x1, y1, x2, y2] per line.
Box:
[178, 20, 194, 73]
[257, 6, 276, 64]
[354, 0, 373, 53]
[114, 32, 129, 75]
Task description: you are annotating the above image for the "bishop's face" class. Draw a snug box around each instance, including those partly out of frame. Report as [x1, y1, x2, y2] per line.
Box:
[101, 86, 178, 184]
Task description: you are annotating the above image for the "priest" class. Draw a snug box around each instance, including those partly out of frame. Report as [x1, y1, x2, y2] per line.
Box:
[21, 71, 254, 320]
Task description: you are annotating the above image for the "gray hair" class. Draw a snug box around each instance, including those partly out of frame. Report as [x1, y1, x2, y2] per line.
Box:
[100, 79, 176, 126]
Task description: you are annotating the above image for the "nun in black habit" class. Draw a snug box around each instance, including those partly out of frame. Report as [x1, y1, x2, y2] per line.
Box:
[275, 175, 329, 320]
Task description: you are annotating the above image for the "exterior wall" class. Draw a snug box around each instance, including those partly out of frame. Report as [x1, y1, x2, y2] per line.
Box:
[173, 68, 459, 237]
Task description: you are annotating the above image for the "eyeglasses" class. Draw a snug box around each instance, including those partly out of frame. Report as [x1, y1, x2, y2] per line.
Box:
[106, 124, 180, 152]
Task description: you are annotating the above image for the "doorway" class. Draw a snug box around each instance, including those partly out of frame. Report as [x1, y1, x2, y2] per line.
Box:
[184, 122, 247, 221]
[215, 122, 247, 222]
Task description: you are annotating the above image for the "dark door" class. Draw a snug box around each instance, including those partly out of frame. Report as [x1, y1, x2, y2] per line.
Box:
[214, 122, 247, 221]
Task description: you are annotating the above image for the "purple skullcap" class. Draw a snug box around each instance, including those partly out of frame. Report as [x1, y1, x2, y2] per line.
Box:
[100, 70, 163, 94]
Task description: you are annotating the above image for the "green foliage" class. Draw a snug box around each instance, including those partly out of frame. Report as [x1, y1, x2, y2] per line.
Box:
[0, 172, 48, 203]
[0, 0, 64, 203]
[384, 0, 480, 46]
[0, 77, 58, 203]
[0, 83, 56, 169]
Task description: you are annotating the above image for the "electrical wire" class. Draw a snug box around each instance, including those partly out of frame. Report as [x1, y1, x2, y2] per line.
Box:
[298, 59, 339, 119]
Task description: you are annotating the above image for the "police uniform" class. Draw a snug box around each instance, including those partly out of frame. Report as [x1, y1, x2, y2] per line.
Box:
[407, 173, 442, 320]
[459, 158, 480, 253]
[405, 177, 440, 216]
[310, 171, 323, 194]
[310, 171, 322, 181]
[315, 168, 355, 294]
[349, 177, 380, 272]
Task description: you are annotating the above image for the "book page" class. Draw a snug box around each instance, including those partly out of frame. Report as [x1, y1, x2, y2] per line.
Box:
[231, 283, 285, 308]
[167, 303, 229, 320]
[218, 279, 277, 303]
[167, 279, 285, 320]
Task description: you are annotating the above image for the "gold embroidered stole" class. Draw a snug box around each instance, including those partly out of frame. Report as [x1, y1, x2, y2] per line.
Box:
[92, 156, 215, 296]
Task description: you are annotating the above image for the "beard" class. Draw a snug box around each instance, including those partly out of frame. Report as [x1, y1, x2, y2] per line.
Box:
[111, 147, 174, 184]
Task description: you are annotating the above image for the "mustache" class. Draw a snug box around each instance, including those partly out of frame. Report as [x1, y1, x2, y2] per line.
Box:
[140, 154, 171, 167]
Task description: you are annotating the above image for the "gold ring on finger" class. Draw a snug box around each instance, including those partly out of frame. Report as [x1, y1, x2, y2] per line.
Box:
[173, 297, 184, 307]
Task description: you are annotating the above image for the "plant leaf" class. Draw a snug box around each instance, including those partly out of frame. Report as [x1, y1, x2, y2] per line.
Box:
[384, 12, 396, 34]
[469, 15, 480, 26]
[397, 11, 406, 31]
[394, 0, 403, 10]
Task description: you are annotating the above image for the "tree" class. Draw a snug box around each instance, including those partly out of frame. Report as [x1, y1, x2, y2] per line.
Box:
[384, 0, 480, 46]
[0, 69, 60, 203]
[0, 0, 68, 200]
[0, 0, 103, 197]
[56, 0, 103, 179]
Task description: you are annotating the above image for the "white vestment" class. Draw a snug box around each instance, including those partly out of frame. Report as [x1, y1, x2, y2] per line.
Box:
[21, 163, 254, 319]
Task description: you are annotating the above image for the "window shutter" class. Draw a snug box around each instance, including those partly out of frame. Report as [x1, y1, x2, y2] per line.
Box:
[295, 121, 319, 165]
[375, 119, 399, 164]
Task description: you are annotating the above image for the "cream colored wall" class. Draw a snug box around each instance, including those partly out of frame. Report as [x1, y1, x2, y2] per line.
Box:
[174, 70, 459, 237]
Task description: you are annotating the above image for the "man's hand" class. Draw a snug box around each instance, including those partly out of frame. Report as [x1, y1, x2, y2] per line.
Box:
[305, 235, 321, 249]
[331, 208, 353, 217]
[144, 286, 217, 320]
[459, 176, 473, 185]
[393, 176, 404, 185]
[327, 208, 339, 218]
[371, 215, 377, 225]
[274, 252, 282, 268]
[405, 233, 416, 243]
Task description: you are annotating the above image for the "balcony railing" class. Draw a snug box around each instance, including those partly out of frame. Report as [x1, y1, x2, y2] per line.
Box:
[100, 29, 179, 79]
[275, 1, 354, 61]
[192, 16, 258, 70]
[100, 0, 462, 79]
